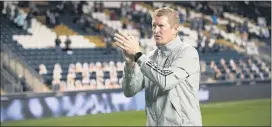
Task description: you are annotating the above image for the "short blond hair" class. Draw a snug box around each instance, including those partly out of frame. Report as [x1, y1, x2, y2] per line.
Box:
[151, 7, 179, 28]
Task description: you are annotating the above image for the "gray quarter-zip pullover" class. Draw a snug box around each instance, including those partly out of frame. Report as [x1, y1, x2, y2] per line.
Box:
[122, 36, 202, 126]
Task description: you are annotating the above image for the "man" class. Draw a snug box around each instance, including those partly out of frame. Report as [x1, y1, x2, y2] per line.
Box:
[64, 35, 72, 51]
[55, 36, 61, 53]
[26, 11, 33, 29]
[113, 7, 202, 126]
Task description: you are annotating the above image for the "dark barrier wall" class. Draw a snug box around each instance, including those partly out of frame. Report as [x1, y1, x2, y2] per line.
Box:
[1, 81, 271, 122]
[206, 83, 271, 102]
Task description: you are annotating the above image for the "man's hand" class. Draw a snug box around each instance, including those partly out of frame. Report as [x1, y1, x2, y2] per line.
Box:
[113, 31, 141, 67]
[113, 32, 141, 56]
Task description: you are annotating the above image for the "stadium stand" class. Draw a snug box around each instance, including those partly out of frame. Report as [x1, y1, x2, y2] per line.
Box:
[0, 1, 270, 94]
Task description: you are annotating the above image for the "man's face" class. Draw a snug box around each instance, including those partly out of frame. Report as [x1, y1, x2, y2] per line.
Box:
[152, 16, 178, 45]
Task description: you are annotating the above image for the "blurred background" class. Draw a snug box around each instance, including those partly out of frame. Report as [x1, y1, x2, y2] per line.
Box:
[0, 1, 271, 126]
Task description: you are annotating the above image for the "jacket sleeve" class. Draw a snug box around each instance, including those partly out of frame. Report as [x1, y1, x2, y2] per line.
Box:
[136, 46, 200, 91]
[122, 62, 145, 97]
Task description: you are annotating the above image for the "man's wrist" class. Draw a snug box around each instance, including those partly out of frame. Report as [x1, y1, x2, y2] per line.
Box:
[134, 52, 143, 62]
[124, 61, 136, 77]
[126, 61, 135, 68]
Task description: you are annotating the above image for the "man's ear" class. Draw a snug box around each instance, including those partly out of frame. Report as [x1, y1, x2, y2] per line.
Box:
[172, 24, 179, 35]
[173, 24, 179, 31]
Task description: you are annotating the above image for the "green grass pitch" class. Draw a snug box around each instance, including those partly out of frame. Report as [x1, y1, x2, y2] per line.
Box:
[1, 98, 271, 126]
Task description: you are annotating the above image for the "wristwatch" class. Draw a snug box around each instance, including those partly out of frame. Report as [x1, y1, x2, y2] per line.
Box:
[134, 52, 143, 62]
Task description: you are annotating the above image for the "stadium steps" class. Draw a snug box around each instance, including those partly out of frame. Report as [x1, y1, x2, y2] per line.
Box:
[21, 7, 30, 13]
[35, 16, 47, 25]
[215, 39, 245, 52]
[21, 7, 46, 25]
[52, 24, 78, 36]
[52, 24, 106, 48]
[104, 9, 111, 16]
[138, 2, 155, 11]
[84, 36, 106, 48]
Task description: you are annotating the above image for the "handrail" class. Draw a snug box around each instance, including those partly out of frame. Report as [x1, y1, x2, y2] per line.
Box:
[1, 43, 41, 80]
[1, 42, 50, 93]
[1, 66, 18, 87]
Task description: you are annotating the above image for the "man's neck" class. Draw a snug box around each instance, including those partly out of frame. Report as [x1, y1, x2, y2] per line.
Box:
[156, 36, 177, 47]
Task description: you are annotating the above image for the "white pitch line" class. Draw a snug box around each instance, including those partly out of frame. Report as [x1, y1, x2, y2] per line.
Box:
[200, 99, 269, 108]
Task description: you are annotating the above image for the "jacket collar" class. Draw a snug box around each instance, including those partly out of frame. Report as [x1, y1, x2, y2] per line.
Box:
[157, 36, 182, 55]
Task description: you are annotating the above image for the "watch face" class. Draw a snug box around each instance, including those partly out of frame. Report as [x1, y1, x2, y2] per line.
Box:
[137, 52, 143, 57]
[134, 52, 142, 62]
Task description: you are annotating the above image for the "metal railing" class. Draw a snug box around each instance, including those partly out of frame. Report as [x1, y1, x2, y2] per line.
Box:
[1, 42, 50, 94]
[1, 66, 21, 92]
